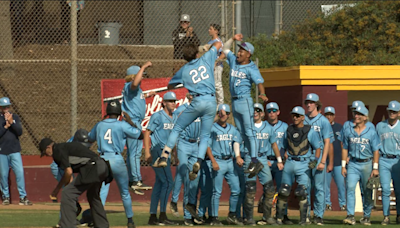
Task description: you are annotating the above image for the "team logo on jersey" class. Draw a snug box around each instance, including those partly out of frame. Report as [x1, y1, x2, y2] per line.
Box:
[231, 70, 247, 79]
[256, 132, 269, 139]
[163, 123, 174, 130]
[350, 137, 370, 145]
[276, 132, 285, 138]
[293, 133, 299, 138]
[216, 134, 233, 141]
[313, 126, 321, 132]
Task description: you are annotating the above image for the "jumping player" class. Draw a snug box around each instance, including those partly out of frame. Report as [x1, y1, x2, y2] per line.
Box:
[376, 101, 400, 225]
[276, 106, 321, 225]
[145, 92, 178, 225]
[342, 105, 380, 225]
[122, 62, 155, 194]
[153, 41, 222, 181]
[222, 34, 268, 177]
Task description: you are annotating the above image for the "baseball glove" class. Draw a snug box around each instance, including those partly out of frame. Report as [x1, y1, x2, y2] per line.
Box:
[367, 175, 380, 190]
[308, 160, 318, 169]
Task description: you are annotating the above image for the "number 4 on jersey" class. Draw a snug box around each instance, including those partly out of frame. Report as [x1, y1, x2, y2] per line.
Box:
[191, 66, 209, 84]
[104, 129, 112, 144]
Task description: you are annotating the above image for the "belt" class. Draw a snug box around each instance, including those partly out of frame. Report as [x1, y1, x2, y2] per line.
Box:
[183, 137, 198, 143]
[288, 156, 310, 161]
[192, 93, 215, 97]
[214, 155, 232, 160]
[232, 95, 250, 100]
[382, 154, 400, 159]
[100, 152, 120, 156]
[350, 157, 372, 163]
[267, 156, 277, 161]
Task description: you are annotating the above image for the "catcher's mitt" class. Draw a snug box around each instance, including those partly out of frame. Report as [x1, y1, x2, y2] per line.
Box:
[367, 175, 380, 190]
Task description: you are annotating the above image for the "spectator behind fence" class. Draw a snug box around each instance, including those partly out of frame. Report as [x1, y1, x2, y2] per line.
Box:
[0, 97, 32, 206]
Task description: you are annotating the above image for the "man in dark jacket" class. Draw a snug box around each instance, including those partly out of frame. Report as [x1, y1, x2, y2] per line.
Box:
[0, 97, 32, 206]
[40, 138, 113, 228]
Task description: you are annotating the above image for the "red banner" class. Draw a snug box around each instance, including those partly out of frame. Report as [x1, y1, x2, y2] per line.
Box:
[101, 78, 188, 129]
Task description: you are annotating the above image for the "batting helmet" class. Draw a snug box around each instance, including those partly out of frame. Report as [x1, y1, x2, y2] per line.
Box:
[106, 100, 121, 116]
[72, 129, 92, 148]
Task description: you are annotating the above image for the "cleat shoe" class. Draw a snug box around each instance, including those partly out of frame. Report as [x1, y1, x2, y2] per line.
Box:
[148, 215, 163, 226]
[326, 204, 332, 211]
[19, 197, 33, 206]
[133, 180, 152, 190]
[184, 203, 202, 224]
[283, 215, 294, 225]
[189, 162, 201, 181]
[244, 219, 256, 226]
[343, 215, 356, 225]
[257, 218, 277, 225]
[226, 213, 243, 225]
[160, 218, 178, 225]
[381, 216, 390, 225]
[397, 215, 400, 224]
[184, 218, 194, 226]
[210, 217, 223, 226]
[341, 205, 347, 211]
[299, 220, 312, 226]
[170, 201, 180, 217]
[360, 217, 371, 226]
[245, 161, 263, 178]
[2, 197, 10, 205]
[314, 217, 324, 226]
[127, 222, 135, 228]
[153, 157, 168, 168]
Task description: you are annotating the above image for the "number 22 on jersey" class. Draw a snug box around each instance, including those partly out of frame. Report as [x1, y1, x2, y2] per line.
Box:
[104, 129, 113, 144]
[191, 66, 209, 84]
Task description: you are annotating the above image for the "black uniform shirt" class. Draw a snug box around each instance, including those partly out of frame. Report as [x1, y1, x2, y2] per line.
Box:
[52, 142, 98, 173]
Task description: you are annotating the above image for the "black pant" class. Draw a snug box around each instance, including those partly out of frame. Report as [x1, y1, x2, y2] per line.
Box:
[60, 159, 109, 228]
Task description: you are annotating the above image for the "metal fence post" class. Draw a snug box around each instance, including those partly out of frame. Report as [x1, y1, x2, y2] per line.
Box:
[255, 57, 259, 104]
[71, 1, 78, 135]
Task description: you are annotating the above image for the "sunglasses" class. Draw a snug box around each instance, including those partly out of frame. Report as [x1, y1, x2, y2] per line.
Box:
[267, 109, 278, 113]
[292, 114, 302, 118]
[255, 109, 263, 113]
[180, 21, 190, 24]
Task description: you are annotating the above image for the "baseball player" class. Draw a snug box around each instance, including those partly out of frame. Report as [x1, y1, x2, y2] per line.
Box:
[243, 103, 284, 225]
[122, 62, 155, 195]
[304, 93, 332, 225]
[0, 97, 32, 206]
[376, 101, 400, 225]
[88, 101, 143, 228]
[144, 92, 178, 225]
[153, 41, 223, 180]
[207, 23, 225, 106]
[276, 106, 321, 225]
[169, 93, 202, 226]
[323, 107, 346, 212]
[202, 104, 243, 225]
[342, 105, 381, 225]
[222, 34, 268, 176]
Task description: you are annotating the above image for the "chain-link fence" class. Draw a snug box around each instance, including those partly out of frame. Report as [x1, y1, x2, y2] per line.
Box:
[0, 0, 358, 157]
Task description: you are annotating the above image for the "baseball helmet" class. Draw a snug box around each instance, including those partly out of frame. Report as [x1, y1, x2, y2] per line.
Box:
[106, 100, 121, 116]
[72, 129, 92, 148]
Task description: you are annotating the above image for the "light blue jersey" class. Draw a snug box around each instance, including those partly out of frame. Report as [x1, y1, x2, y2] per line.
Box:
[304, 114, 333, 147]
[147, 110, 178, 148]
[376, 120, 400, 156]
[175, 104, 201, 140]
[269, 120, 288, 156]
[225, 51, 264, 96]
[209, 123, 242, 157]
[283, 127, 321, 158]
[169, 46, 218, 96]
[338, 120, 375, 142]
[243, 121, 277, 155]
[121, 82, 146, 127]
[342, 124, 381, 159]
[207, 38, 223, 67]
[88, 119, 141, 153]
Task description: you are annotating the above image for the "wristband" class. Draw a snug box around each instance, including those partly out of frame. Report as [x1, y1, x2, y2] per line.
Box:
[341, 160, 346, 168]
[260, 94, 266, 96]
[373, 162, 379, 170]
[277, 157, 283, 163]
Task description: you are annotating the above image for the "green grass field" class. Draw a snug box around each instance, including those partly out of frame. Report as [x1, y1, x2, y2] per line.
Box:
[0, 204, 396, 228]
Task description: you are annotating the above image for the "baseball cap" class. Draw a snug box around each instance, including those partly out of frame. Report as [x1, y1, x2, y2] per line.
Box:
[291, 106, 305, 116]
[218, 104, 231, 113]
[163, 92, 177, 101]
[254, 103, 264, 112]
[353, 106, 369, 116]
[305, 93, 319, 102]
[324, 106, 335, 115]
[126, 65, 146, 76]
[180, 14, 190, 22]
[39, 138, 54, 157]
[237, 42, 254, 55]
[266, 102, 279, 111]
[0, 97, 11, 106]
[351, 100, 365, 109]
[387, 100, 400, 112]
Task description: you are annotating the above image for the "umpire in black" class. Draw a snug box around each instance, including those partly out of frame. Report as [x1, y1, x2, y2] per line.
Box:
[39, 138, 113, 228]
